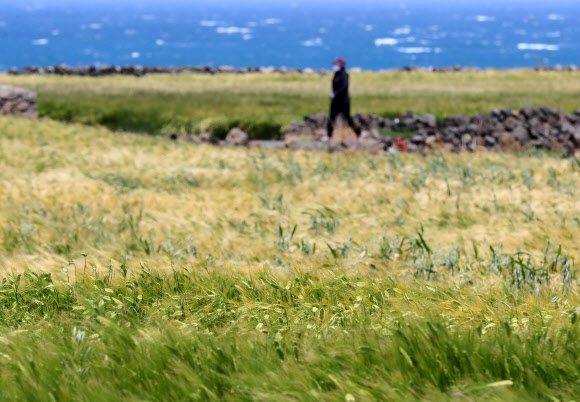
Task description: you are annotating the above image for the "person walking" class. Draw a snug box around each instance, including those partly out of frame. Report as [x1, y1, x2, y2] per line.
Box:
[326, 57, 360, 140]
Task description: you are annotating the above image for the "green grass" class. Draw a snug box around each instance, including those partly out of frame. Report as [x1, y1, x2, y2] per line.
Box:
[1, 268, 579, 400]
[0, 80, 579, 399]
[3, 70, 580, 138]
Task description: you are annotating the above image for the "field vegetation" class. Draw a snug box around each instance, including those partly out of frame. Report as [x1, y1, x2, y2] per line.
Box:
[0, 110, 579, 399]
[3, 69, 580, 138]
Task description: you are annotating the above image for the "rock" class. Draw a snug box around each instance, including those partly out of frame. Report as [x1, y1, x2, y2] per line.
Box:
[199, 132, 220, 145]
[249, 140, 286, 149]
[410, 134, 425, 144]
[484, 136, 497, 147]
[225, 127, 249, 146]
[0, 85, 38, 118]
[530, 123, 550, 139]
[503, 116, 520, 131]
[283, 120, 315, 142]
[461, 133, 472, 146]
[359, 128, 383, 142]
[560, 120, 576, 135]
[287, 140, 331, 152]
[341, 138, 358, 149]
[184, 134, 202, 144]
[500, 107, 512, 120]
[421, 114, 437, 128]
[521, 107, 536, 120]
[573, 128, 580, 147]
[512, 125, 529, 144]
[304, 112, 328, 129]
[425, 135, 437, 147]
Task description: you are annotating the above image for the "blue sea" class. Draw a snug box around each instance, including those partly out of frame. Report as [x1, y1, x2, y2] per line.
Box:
[1, 0, 579, 71]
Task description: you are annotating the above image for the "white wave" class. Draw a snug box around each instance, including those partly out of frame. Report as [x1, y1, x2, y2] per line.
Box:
[374, 37, 398, 46]
[32, 38, 48, 46]
[546, 32, 561, 38]
[200, 20, 219, 27]
[364, 25, 373, 31]
[242, 34, 253, 40]
[247, 22, 258, 28]
[397, 47, 432, 54]
[476, 16, 496, 22]
[263, 18, 281, 25]
[216, 27, 252, 35]
[155, 39, 165, 46]
[394, 26, 411, 35]
[124, 29, 137, 36]
[131, 52, 140, 58]
[89, 23, 102, 30]
[302, 38, 323, 47]
[319, 27, 327, 34]
[51, 29, 60, 36]
[547, 14, 564, 21]
[517, 43, 559, 51]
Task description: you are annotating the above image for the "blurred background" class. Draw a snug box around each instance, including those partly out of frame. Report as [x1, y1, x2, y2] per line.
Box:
[1, 0, 579, 70]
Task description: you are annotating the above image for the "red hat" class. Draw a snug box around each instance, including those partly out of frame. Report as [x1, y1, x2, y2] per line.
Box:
[332, 57, 346, 68]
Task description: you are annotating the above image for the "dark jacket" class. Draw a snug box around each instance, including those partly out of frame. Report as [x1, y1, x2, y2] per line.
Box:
[332, 69, 350, 105]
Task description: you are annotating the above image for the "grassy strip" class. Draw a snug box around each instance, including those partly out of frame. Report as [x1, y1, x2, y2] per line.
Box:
[0, 268, 579, 400]
[2, 70, 580, 138]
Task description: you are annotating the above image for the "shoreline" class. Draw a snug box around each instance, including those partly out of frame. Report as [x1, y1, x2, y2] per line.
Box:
[4, 64, 579, 77]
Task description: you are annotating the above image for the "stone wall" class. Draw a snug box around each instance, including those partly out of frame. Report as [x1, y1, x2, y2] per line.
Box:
[6, 64, 580, 77]
[0, 85, 38, 118]
[283, 107, 580, 154]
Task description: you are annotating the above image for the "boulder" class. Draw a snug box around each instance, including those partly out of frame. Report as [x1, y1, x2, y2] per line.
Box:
[0, 85, 38, 118]
[573, 128, 580, 147]
[304, 112, 328, 129]
[421, 114, 437, 128]
[503, 116, 520, 131]
[225, 127, 249, 146]
[249, 140, 287, 150]
[512, 125, 529, 144]
[199, 132, 220, 145]
[283, 120, 315, 142]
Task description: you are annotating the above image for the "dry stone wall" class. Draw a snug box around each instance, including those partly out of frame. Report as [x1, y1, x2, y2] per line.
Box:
[0, 85, 38, 118]
[283, 107, 580, 154]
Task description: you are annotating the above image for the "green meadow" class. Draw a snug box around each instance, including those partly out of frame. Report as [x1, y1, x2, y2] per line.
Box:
[3, 69, 580, 138]
[0, 71, 579, 400]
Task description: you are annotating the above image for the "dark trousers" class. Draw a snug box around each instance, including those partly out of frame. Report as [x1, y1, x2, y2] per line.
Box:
[327, 100, 359, 138]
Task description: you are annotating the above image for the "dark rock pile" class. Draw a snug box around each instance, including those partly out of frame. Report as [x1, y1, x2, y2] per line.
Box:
[6, 65, 330, 77]
[283, 107, 580, 154]
[6, 64, 580, 77]
[400, 65, 579, 73]
[0, 85, 38, 119]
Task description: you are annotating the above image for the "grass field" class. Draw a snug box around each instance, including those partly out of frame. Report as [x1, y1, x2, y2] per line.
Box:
[3, 70, 580, 138]
[1, 109, 579, 399]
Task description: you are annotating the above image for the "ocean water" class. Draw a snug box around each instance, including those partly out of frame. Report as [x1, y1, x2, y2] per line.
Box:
[1, 0, 579, 71]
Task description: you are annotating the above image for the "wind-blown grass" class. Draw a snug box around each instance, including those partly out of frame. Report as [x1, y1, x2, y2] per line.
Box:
[0, 110, 579, 399]
[2, 70, 580, 138]
[1, 268, 579, 400]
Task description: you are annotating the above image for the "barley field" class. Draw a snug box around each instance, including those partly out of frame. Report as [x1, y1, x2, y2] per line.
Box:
[0, 109, 579, 399]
